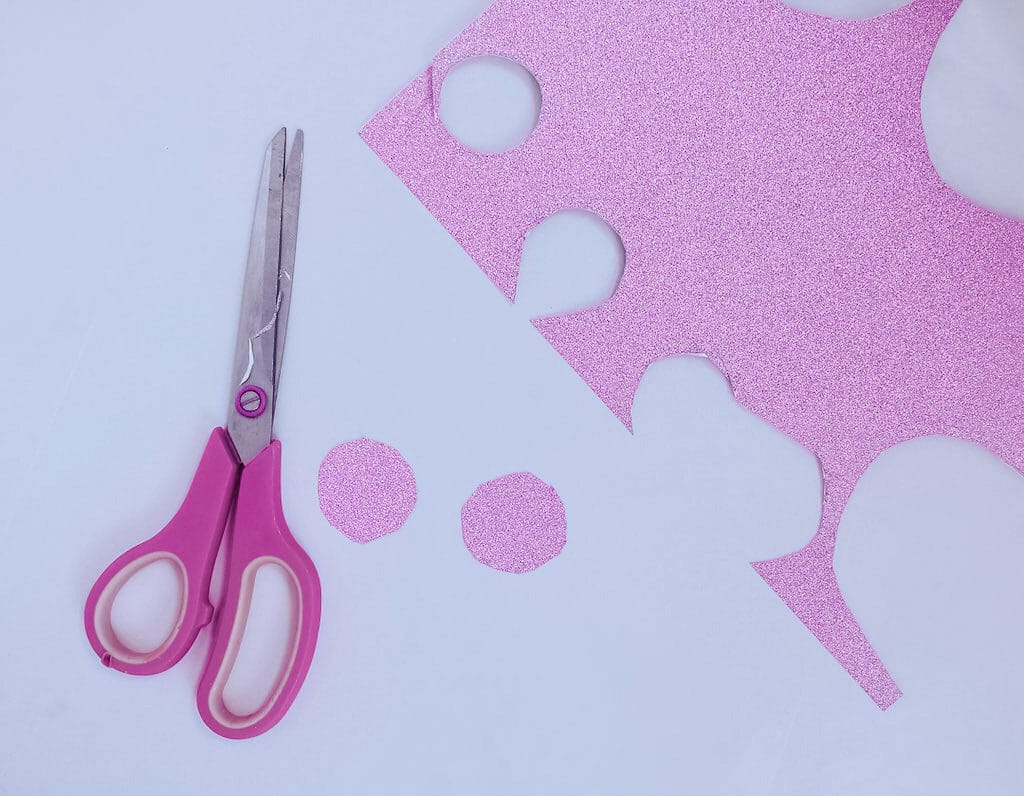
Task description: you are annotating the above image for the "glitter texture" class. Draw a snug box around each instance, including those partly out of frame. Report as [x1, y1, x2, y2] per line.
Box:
[361, 0, 1024, 708]
[462, 473, 567, 573]
[318, 439, 417, 544]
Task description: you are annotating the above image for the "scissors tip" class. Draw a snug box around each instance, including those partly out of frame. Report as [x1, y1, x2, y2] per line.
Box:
[289, 129, 304, 161]
[269, 127, 287, 151]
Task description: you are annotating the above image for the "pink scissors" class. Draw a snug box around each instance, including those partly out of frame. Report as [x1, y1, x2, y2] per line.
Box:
[84, 128, 321, 739]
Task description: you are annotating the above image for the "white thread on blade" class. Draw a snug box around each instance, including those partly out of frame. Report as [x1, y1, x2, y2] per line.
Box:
[239, 339, 255, 386]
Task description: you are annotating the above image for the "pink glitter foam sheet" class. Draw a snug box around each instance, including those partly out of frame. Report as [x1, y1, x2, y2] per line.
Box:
[362, 0, 1024, 708]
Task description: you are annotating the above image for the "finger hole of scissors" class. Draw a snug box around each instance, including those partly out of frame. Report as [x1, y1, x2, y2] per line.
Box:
[221, 562, 297, 718]
[95, 553, 187, 665]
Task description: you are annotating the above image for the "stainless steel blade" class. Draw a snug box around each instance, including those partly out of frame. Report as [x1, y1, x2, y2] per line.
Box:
[227, 128, 286, 464]
[273, 128, 303, 415]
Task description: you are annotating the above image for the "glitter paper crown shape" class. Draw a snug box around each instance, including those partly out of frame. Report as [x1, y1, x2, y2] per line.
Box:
[362, 0, 1024, 708]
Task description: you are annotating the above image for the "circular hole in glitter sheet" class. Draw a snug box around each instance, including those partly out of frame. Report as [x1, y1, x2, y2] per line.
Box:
[516, 209, 625, 316]
[462, 473, 566, 574]
[779, 0, 910, 19]
[439, 56, 541, 154]
[318, 439, 417, 544]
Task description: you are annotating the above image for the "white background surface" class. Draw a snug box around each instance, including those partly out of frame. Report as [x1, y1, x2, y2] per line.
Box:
[2, 1, 1023, 793]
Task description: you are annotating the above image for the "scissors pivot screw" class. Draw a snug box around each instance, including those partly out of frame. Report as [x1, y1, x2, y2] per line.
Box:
[236, 385, 268, 418]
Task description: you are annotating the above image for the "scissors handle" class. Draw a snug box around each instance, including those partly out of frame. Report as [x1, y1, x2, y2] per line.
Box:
[84, 429, 239, 675]
[196, 440, 321, 740]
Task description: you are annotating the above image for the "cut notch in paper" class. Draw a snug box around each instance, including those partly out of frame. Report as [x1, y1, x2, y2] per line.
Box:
[516, 209, 625, 317]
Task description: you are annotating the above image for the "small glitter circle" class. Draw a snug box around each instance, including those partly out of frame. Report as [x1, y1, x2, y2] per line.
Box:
[317, 439, 417, 544]
[462, 473, 566, 574]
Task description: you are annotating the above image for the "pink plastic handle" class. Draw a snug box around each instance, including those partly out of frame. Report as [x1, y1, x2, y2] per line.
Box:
[196, 440, 322, 739]
[84, 428, 240, 675]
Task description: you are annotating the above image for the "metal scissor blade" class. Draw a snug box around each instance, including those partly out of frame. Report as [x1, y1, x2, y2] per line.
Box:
[227, 128, 286, 464]
[273, 129, 303, 415]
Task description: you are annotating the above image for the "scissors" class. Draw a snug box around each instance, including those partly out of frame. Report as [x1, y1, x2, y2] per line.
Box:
[84, 128, 321, 739]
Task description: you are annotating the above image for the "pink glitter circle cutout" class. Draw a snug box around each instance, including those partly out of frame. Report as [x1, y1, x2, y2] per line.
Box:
[462, 473, 566, 574]
[318, 439, 417, 544]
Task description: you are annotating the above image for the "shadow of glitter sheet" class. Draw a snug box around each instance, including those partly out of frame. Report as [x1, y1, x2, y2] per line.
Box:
[360, 0, 1024, 709]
